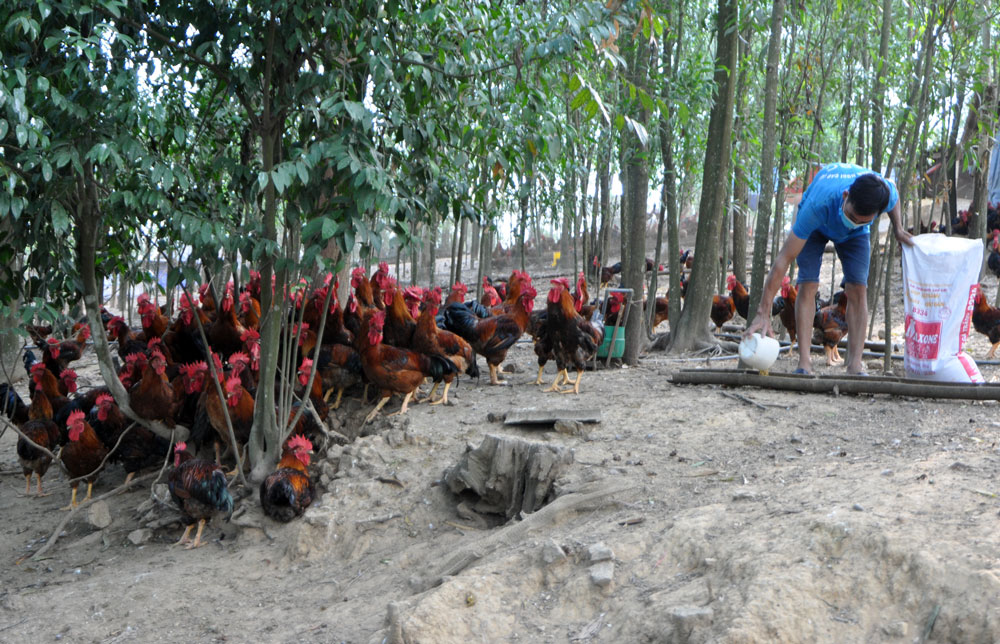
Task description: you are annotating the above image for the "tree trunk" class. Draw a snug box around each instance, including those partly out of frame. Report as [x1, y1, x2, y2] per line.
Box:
[870, 0, 892, 174]
[748, 0, 785, 319]
[428, 213, 438, 286]
[621, 31, 652, 365]
[669, 0, 739, 353]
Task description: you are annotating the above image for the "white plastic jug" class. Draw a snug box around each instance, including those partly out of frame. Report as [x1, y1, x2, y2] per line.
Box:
[739, 333, 780, 373]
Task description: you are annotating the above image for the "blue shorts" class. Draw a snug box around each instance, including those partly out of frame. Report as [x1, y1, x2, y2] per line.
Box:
[796, 230, 870, 286]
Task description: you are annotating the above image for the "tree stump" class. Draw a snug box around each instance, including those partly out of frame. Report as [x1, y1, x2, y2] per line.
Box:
[442, 434, 573, 519]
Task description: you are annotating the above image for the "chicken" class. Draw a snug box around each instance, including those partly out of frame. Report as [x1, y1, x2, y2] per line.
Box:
[728, 275, 750, 320]
[16, 390, 61, 496]
[369, 261, 392, 310]
[107, 317, 148, 363]
[137, 293, 169, 339]
[488, 270, 532, 316]
[537, 278, 603, 394]
[480, 276, 502, 308]
[596, 257, 621, 286]
[972, 285, 1000, 358]
[411, 289, 478, 405]
[59, 410, 109, 509]
[0, 382, 29, 426]
[987, 232, 1000, 279]
[239, 290, 261, 331]
[301, 276, 352, 346]
[168, 442, 234, 549]
[259, 435, 316, 522]
[41, 325, 89, 375]
[206, 284, 248, 360]
[444, 281, 468, 306]
[199, 356, 255, 470]
[444, 284, 537, 385]
[603, 292, 627, 328]
[129, 349, 177, 427]
[316, 342, 363, 410]
[680, 249, 694, 270]
[161, 293, 211, 365]
[777, 276, 797, 346]
[403, 286, 425, 319]
[91, 393, 169, 485]
[382, 285, 417, 348]
[359, 309, 458, 423]
[29, 363, 74, 420]
[813, 291, 849, 365]
[710, 291, 737, 331]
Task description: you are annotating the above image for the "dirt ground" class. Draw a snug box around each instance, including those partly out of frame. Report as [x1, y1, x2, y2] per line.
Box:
[2, 240, 1000, 644]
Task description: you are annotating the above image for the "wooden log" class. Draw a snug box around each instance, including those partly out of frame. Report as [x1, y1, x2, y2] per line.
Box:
[671, 368, 1000, 400]
[503, 408, 602, 425]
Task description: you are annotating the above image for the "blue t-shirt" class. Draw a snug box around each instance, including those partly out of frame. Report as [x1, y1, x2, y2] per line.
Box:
[791, 163, 899, 243]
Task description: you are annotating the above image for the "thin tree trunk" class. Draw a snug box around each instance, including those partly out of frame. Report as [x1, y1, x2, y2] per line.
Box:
[669, 0, 739, 353]
[748, 0, 786, 319]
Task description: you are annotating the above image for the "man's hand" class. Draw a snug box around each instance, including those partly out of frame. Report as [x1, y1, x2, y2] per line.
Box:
[894, 225, 915, 247]
[743, 312, 775, 339]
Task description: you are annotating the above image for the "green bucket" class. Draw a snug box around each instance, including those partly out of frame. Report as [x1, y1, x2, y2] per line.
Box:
[597, 325, 625, 358]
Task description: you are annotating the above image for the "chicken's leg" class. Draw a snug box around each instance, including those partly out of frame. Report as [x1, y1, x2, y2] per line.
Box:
[544, 369, 570, 393]
[174, 524, 194, 547]
[364, 396, 392, 424]
[387, 391, 414, 417]
[60, 486, 79, 511]
[988, 342, 999, 359]
[534, 365, 546, 386]
[124, 472, 135, 487]
[24, 474, 30, 496]
[331, 388, 344, 410]
[416, 381, 440, 404]
[35, 474, 49, 497]
[185, 519, 207, 549]
[82, 481, 94, 503]
[559, 369, 584, 394]
[429, 381, 451, 406]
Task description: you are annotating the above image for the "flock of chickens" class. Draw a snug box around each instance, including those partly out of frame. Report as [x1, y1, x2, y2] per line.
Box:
[6, 215, 1000, 548]
[0, 263, 640, 548]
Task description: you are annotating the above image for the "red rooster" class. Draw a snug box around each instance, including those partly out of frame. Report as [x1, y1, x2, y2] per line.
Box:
[41, 325, 89, 375]
[259, 435, 316, 522]
[777, 276, 797, 347]
[129, 349, 177, 427]
[168, 442, 234, 549]
[711, 291, 737, 331]
[972, 285, 1000, 358]
[813, 291, 849, 365]
[480, 276, 502, 308]
[539, 278, 603, 394]
[59, 410, 109, 509]
[728, 275, 750, 321]
[16, 390, 61, 497]
[358, 309, 458, 423]
[137, 293, 168, 339]
[443, 284, 537, 385]
[411, 289, 478, 405]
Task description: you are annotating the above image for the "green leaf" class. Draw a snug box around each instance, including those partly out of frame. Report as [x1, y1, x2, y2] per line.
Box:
[41, 160, 52, 182]
[344, 101, 367, 122]
[173, 125, 185, 145]
[37, 76, 49, 92]
[10, 197, 23, 220]
[322, 218, 338, 240]
[0, 120, 7, 139]
[15, 124, 27, 146]
[51, 201, 70, 232]
[15, 68, 26, 87]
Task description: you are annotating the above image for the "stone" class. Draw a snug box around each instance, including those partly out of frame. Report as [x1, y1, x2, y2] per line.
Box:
[127, 529, 152, 546]
[587, 542, 614, 563]
[87, 501, 112, 529]
[589, 561, 614, 587]
[554, 420, 583, 436]
[732, 490, 760, 502]
[881, 621, 907, 637]
[541, 540, 566, 565]
[668, 605, 713, 631]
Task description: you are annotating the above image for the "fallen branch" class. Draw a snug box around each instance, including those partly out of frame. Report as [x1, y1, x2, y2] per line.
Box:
[26, 471, 157, 562]
[416, 479, 635, 591]
[672, 368, 1000, 401]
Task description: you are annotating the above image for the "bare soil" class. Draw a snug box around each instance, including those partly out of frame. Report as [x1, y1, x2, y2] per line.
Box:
[2, 246, 1000, 644]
